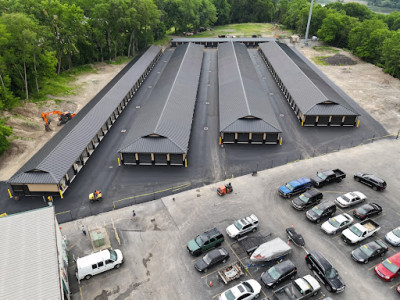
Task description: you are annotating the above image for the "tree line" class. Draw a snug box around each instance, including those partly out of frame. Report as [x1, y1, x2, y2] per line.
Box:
[0, 0, 399, 155]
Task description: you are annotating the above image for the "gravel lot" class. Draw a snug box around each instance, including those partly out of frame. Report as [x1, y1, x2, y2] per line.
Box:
[62, 138, 400, 300]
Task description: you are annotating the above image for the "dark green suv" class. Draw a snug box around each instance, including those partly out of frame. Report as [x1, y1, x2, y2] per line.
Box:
[187, 228, 224, 256]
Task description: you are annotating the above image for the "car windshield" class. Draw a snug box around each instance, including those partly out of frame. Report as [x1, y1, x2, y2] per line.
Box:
[360, 245, 374, 256]
[393, 228, 400, 238]
[223, 290, 235, 300]
[109, 249, 117, 261]
[312, 206, 323, 216]
[203, 253, 212, 265]
[350, 226, 363, 237]
[357, 207, 367, 214]
[328, 218, 340, 228]
[326, 268, 338, 279]
[268, 266, 282, 280]
[242, 281, 254, 293]
[317, 172, 327, 180]
[195, 235, 205, 246]
[299, 194, 309, 202]
[285, 183, 294, 191]
[382, 259, 400, 274]
[234, 221, 243, 230]
[341, 195, 350, 202]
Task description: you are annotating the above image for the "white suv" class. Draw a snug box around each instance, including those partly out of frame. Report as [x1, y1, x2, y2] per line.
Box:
[226, 214, 258, 239]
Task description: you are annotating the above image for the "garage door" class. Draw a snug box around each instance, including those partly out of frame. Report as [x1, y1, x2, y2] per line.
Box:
[223, 133, 235, 143]
[317, 116, 329, 126]
[252, 133, 263, 144]
[170, 154, 183, 166]
[304, 116, 316, 126]
[237, 133, 249, 143]
[343, 116, 357, 126]
[265, 133, 279, 144]
[123, 153, 136, 165]
[330, 116, 342, 126]
[138, 153, 152, 165]
[154, 154, 168, 165]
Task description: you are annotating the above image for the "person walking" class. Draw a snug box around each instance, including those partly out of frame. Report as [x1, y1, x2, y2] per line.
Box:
[131, 209, 136, 220]
[82, 225, 87, 236]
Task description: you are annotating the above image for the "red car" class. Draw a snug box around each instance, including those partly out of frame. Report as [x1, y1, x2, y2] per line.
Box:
[375, 252, 400, 281]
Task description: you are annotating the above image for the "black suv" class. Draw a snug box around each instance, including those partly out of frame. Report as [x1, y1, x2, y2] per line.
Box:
[305, 250, 345, 293]
[306, 200, 336, 223]
[354, 173, 386, 191]
[291, 189, 323, 211]
[187, 228, 224, 256]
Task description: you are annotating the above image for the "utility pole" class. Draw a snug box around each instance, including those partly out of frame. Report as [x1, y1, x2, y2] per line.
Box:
[304, 0, 315, 46]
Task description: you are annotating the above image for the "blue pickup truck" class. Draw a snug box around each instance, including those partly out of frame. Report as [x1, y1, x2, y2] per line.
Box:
[279, 177, 313, 198]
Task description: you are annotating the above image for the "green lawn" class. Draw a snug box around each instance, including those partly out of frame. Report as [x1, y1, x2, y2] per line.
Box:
[192, 23, 279, 38]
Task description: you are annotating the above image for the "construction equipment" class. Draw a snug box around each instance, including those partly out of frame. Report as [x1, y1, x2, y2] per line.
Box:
[41, 111, 76, 131]
[217, 182, 233, 196]
[89, 190, 102, 202]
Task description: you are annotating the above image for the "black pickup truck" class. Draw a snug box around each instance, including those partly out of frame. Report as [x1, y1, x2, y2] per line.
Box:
[311, 169, 346, 187]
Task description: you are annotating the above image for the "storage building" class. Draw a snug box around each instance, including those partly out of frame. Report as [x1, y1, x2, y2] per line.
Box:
[171, 37, 275, 48]
[118, 43, 204, 166]
[218, 42, 281, 144]
[259, 42, 359, 126]
[0, 207, 70, 300]
[8, 46, 162, 196]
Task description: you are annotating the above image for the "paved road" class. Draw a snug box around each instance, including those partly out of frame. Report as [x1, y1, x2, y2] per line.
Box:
[0, 47, 390, 221]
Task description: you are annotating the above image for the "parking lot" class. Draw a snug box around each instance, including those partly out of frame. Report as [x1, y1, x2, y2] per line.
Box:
[61, 139, 399, 300]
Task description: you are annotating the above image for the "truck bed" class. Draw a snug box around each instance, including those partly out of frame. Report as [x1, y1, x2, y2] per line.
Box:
[333, 169, 346, 177]
[363, 221, 378, 231]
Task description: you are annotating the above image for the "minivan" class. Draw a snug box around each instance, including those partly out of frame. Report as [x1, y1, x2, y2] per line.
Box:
[306, 200, 336, 223]
[76, 249, 124, 280]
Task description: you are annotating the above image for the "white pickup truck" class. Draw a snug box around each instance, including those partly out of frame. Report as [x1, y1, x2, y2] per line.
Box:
[341, 219, 380, 244]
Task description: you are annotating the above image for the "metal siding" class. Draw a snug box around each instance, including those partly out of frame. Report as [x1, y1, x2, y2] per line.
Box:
[138, 154, 152, 164]
[304, 116, 316, 126]
[119, 43, 204, 155]
[317, 116, 330, 126]
[223, 133, 235, 143]
[237, 133, 249, 142]
[344, 116, 357, 125]
[122, 153, 136, 164]
[218, 42, 281, 135]
[331, 116, 342, 125]
[266, 133, 279, 142]
[170, 154, 183, 165]
[9, 46, 162, 185]
[252, 133, 263, 142]
[0, 207, 62, 300]
[154, 154, 168, 165]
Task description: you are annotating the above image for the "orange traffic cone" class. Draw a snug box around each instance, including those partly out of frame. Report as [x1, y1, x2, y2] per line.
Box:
[209, 281, 213, 287]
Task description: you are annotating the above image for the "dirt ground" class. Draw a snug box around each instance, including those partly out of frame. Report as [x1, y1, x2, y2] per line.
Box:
[0, 63, 127, 181]
[0, 39, 399, 182]
[293, 42, 400, 134]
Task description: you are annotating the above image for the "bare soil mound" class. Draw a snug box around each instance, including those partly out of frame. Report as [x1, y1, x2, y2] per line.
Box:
[324, 54, 356, 66]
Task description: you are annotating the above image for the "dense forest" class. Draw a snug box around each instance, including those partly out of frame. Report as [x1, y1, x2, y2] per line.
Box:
[0, 0, 400, 154]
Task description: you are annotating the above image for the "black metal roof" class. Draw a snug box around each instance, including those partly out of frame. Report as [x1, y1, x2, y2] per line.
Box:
[172, 37, 276, 43]
[259, 42, 359, 116]
[119, 43, 204, 155]
[218, 42, 281, 133]
[9, 45, 162, 185]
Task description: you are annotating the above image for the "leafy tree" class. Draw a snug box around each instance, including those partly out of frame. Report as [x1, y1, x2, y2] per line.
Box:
[317, 10, 359, 48]
[212, 0, 231, 25]
[282, 0, 308, 31]
[348, 19, 389, 63]
[253, 0, 275, 23]
[275, 0, 289, 24]
[0, 118, 12, 156]
[342, 3, 373, 21]
[382, 30, 400, 78]
[384, 12, 400, 31]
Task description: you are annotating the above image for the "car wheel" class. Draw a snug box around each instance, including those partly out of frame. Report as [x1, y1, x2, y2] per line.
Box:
[272, 284, 276, 289]
[290, 274, 295, 279]
[316, 218, 321, 224]
[381, 252, 386, 257]
[332, 231, 337, 235]
[337, 178, 342, 183]
[114, 264, 121, 269]
[203, 268, 208, 273]
[252, 227, 257, 232]
[325, 284, 332, 292]
[373, 186, 378, 191]
[364, 259, 369, 264]
[355, 177, 360, 182]
[254, 293, 260, 299]
[307, 262, 312, 270]
[85, 275, 92, 280]
[222, 259, 227, 264]
[313, 292, 318, 296]
[377, 211, 382, 215]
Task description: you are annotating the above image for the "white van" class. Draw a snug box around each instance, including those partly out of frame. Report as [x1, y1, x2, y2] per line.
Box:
[76, 249, 123, 280]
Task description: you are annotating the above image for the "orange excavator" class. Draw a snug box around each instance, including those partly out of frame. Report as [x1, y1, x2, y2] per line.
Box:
[41, 111, 76, 131]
